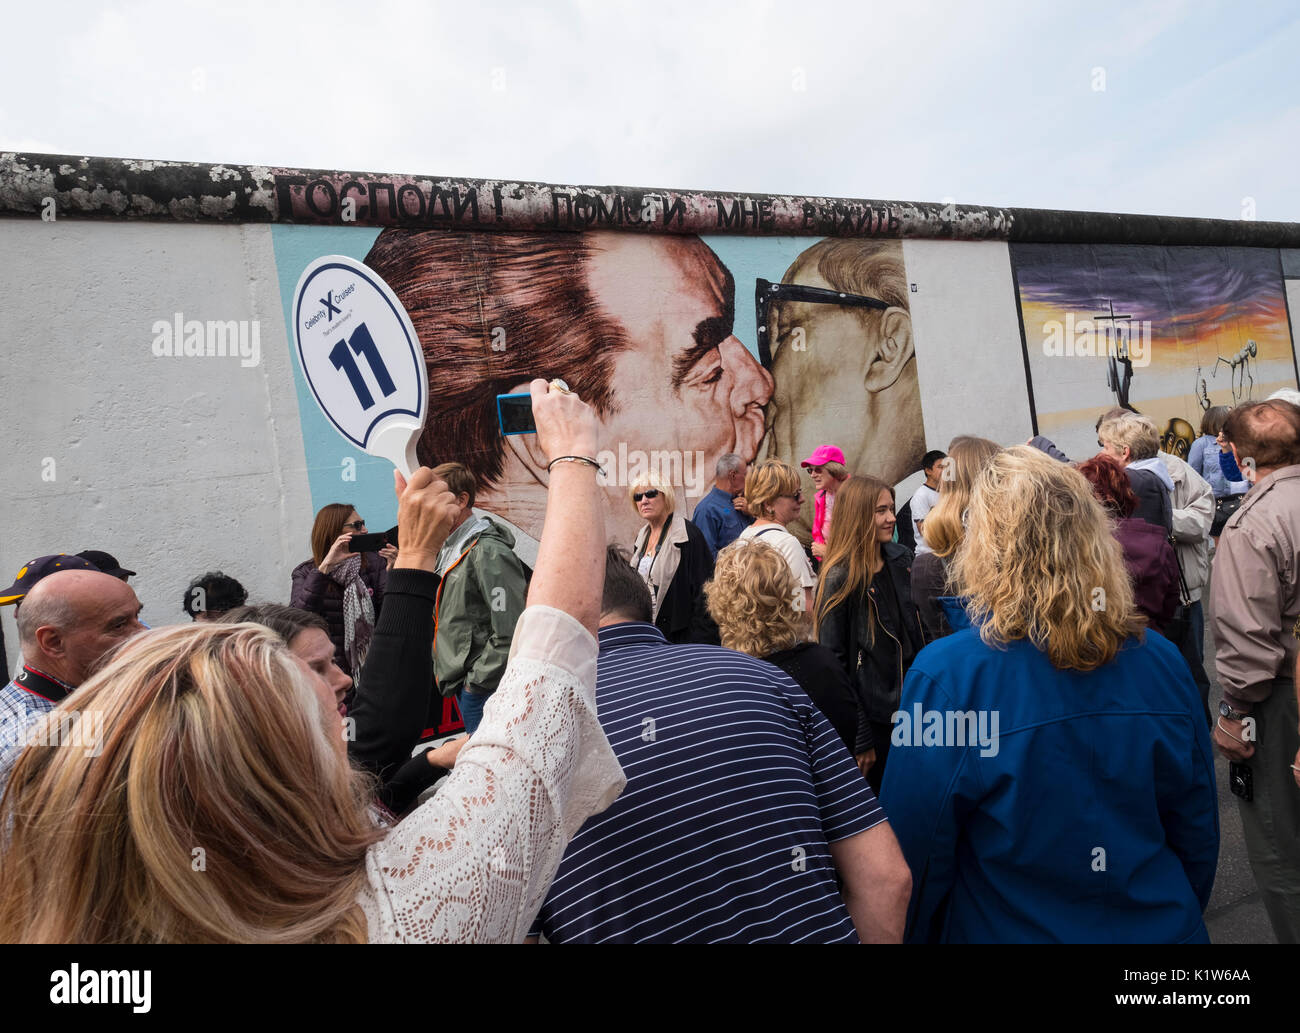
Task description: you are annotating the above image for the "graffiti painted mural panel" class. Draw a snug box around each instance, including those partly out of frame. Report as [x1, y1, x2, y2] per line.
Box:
[275, 229, 931, 556]
[1013, 243, 1298, 461]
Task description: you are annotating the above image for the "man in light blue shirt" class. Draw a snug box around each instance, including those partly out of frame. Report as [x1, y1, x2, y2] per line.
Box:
[689, 453, 752, 556]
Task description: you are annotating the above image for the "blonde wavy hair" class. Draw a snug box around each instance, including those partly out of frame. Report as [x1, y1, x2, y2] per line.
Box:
[921, 435, 1002, 559]
[745, 459, 801, 519]
[706, 539, 803, 656]
[950, 446, 1144, 671]
[0, 622, 384, 943]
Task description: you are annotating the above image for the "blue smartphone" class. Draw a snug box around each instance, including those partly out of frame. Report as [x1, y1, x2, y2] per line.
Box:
[496, 393, 536, 435]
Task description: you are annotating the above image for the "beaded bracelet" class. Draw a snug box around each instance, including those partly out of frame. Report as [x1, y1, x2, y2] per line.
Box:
[547, 455, 605, 476]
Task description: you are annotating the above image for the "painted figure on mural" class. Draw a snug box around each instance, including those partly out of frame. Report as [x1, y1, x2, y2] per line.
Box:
[1012, 243, 1296, 462]
[1160, 417, 1196, 460]
[364, 230, 773, 555]
[760, 238, 925, 537]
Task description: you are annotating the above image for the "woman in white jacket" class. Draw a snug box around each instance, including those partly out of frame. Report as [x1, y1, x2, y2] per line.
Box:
[0, 379, 626, 943]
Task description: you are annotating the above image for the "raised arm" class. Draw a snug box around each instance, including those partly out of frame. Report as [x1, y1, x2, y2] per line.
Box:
[359, 380, 625, 943]
[348, 470, 459, 811]
[524, 379, 605, 633]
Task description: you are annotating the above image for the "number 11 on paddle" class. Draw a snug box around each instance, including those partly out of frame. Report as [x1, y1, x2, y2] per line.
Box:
[292, 255, 427, 477]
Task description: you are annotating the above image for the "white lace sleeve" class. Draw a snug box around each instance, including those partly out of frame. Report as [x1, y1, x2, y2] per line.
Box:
[358, 605, 626, 942]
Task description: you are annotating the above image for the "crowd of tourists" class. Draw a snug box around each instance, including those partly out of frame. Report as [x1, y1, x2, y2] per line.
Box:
[2, 380, 1298, 943]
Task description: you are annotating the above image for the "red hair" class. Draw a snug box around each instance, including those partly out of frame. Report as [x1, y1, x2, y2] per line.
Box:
[1076, 454, 1137, 518]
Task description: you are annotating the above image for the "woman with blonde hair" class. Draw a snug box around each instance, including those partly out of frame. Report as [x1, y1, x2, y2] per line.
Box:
[628, 472, 715, 644]
[814, 475, 923, 792]
[737, 459, 817, 615]
[706, 539, 872, 769]
[911, 436, 1001, 642]
[0, 380, 626, 943]
[881, 446, 1217, 944]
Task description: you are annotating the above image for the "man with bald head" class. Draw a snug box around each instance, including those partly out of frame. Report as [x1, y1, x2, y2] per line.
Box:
[0, 569, 144, 788]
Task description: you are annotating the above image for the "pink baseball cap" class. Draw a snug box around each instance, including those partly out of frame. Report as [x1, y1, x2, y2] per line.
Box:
[801, 445, 845, 469]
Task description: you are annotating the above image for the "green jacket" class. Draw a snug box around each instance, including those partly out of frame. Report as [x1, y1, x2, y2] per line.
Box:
[433, 518, 527, 698]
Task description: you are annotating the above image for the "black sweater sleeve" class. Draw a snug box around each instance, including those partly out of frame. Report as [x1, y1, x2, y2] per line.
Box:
[348, 567, 441, 810]
[382, 750, 447, 816]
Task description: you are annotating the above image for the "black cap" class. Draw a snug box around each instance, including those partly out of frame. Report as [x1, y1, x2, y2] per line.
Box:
[76, 550, 137, 580]
[0, 554, 100, 605]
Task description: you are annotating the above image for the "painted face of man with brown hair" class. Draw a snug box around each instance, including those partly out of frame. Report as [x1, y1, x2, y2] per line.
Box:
[365, 230, 773, 552]
[585, 234, 773, 470]
[495, 236, 773, 544]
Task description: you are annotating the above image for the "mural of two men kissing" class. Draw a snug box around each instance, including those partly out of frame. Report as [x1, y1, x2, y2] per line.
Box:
[364, 230, 925, 555]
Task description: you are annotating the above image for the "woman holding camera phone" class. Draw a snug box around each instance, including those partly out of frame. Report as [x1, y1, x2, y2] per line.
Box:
[0, 379, 625, 943]
[290, 505, 396, 688]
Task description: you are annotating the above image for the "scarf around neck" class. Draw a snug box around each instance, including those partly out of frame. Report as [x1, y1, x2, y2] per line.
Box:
[331, 553, 375, 687]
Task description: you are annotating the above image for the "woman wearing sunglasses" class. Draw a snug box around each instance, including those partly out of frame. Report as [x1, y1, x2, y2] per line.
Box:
[291, 504, 396, 690]
[628, 474, 716, 644]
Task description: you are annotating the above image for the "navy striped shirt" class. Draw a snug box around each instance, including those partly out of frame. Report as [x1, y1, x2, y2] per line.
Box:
[530, 622, 885, 943]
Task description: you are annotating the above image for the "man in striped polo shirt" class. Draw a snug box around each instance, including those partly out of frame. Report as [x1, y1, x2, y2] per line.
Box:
[527, 546, 911, 943]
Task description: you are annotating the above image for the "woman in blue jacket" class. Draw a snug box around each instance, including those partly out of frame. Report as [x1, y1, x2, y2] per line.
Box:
[881, 446, 1218, 944]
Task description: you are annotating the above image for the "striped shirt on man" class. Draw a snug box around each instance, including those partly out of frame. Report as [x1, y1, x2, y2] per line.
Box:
[529, 622, 885, 943]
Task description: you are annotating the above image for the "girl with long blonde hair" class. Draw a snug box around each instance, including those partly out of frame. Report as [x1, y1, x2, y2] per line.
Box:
[814, 475, 923, 791]
[0, 622, 382, 943]
[881, 447, 1216, 943]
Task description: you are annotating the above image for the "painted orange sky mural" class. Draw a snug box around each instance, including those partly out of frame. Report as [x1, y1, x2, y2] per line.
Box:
[1012, 243, 1298, 459]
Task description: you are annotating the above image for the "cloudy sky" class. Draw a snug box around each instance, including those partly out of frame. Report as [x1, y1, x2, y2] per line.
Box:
[3, 0, 1298, 221]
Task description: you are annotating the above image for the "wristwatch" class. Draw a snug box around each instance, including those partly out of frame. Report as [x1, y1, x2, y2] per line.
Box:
[1219, 700, 1250, 722]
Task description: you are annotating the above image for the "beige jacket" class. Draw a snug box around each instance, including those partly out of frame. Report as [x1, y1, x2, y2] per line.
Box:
[1160, 451, 1214, 601]
[632, 512, 688, 623]
[1210, 464, 1300, 706]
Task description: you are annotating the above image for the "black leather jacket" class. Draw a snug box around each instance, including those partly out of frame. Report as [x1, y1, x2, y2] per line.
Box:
[817, 542, 925, 724]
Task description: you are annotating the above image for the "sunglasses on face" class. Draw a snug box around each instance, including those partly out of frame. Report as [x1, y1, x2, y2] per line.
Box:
[344, 519, 366, 531]
[754, 278, 891, 370]
[780, 491, 805, 502]
[633, 490, 661, 502]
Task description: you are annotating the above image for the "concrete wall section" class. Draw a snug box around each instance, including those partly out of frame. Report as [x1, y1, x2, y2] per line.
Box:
[0, 220, 313, 650]
[903, 239, 1033, 451]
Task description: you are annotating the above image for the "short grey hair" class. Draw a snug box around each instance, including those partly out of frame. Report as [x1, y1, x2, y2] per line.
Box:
[1099, 413, 1160, 461]
[1266, 388, 1300, 408]
[716, 453, 744, 479]
[16, 592, 76, 650]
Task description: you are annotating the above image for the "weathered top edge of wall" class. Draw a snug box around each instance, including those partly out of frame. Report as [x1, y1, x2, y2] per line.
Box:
[3, 152, 1298, 248]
